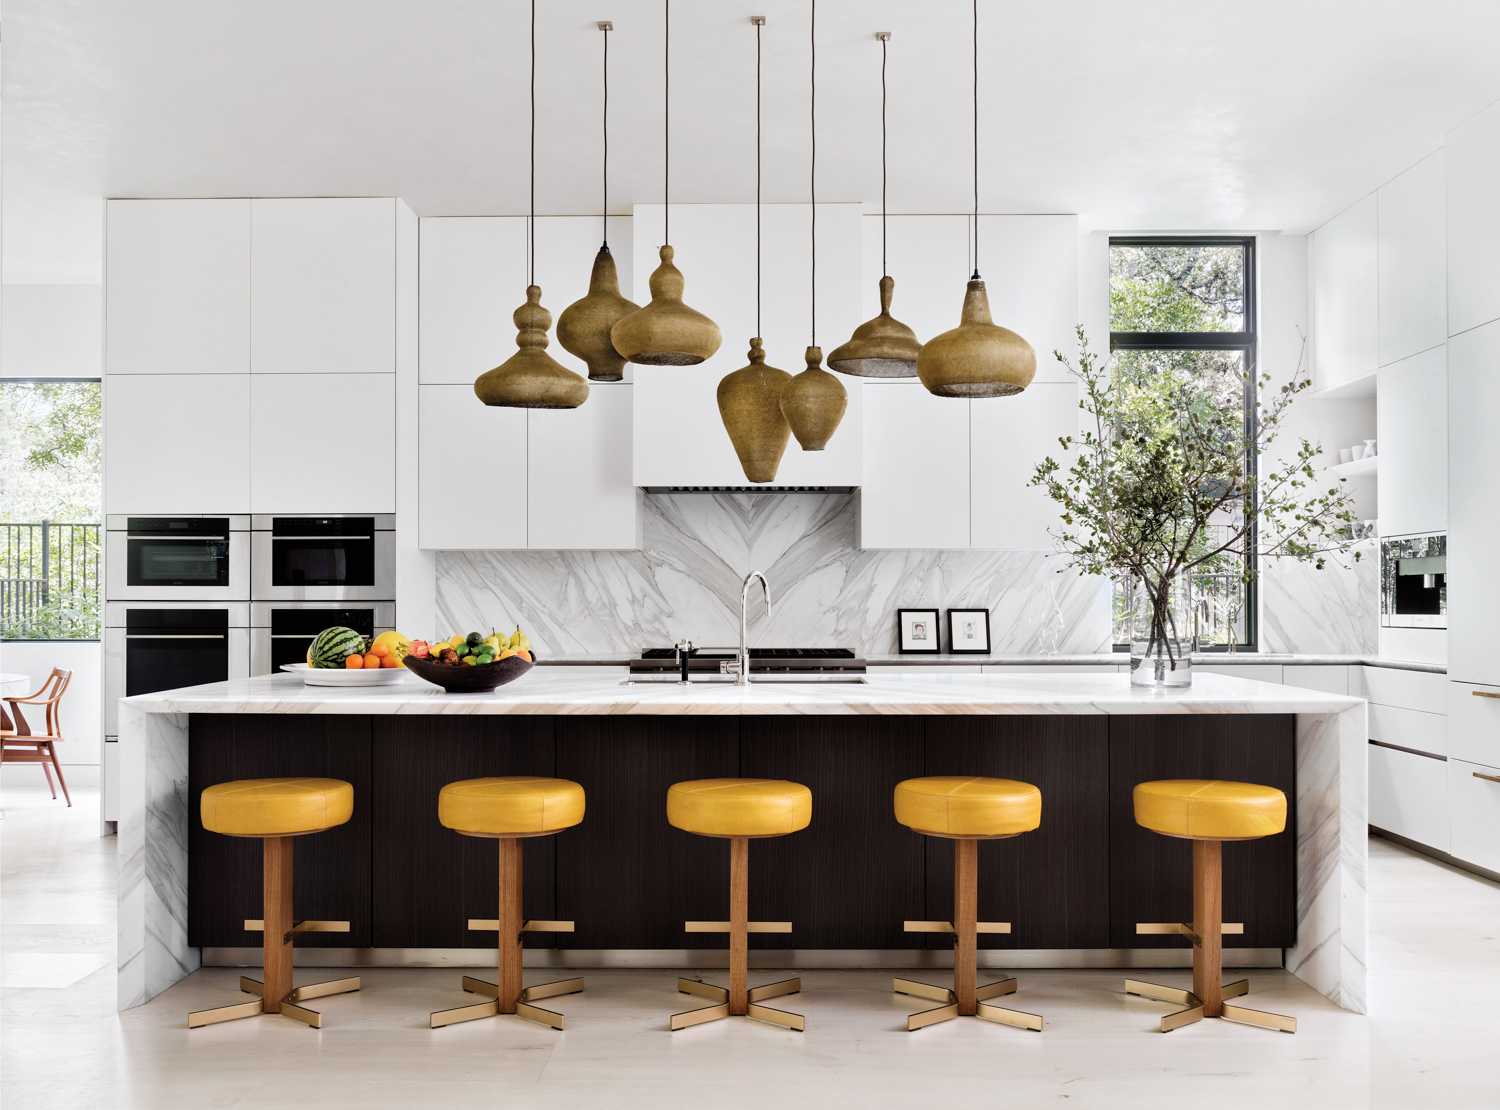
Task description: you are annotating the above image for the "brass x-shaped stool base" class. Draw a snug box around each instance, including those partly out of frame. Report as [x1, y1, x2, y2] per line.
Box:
[670, 976, 805, 1032]
[893, 976, 1043, 1032]
[187, 975, 362, 1029]
[1125, 978, 1297, 1034]
[430, 974, 585, 1030]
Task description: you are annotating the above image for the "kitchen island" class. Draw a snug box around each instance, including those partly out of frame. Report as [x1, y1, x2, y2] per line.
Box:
[117, 671, 1366, 1015]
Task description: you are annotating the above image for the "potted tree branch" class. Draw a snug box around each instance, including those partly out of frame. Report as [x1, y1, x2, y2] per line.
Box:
[1032, 328, 1360, 688]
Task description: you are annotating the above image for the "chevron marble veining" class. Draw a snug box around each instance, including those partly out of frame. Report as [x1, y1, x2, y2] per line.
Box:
[437, 492, 1113, 655]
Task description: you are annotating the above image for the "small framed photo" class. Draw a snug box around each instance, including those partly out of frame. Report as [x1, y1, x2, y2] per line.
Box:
[897, 608, 942, 654]
[946, 608, 991, 654]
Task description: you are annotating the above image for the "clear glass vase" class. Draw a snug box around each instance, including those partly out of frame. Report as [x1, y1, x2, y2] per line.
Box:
[1128, 572, 1193, 688]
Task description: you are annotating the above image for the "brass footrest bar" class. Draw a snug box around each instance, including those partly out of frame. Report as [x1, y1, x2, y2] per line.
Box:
[189, 975, 361, 1029]
[466, 919, 576, 933]
[894, 975, 1037, 1032]
[1126, 978, 1293, 1033]
[670, 977, 805, 1032]
[243, 919, 351, 944]
[683, 921, 793, 933]
[430, 975, 584, 1030]
[1135, 922, 1244, 938]
[902, 920, 1011, 934]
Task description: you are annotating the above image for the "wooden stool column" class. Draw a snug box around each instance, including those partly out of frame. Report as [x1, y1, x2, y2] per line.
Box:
[891, 776, 1044, 1033]
[188, 779, 361, 1029]
[430, 777, 587, 1031]
[667, 778, 812, 1032]
[1127, 779, 1296, 1034]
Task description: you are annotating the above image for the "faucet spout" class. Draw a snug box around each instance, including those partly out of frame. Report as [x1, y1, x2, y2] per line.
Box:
[737, 572, 772, 687]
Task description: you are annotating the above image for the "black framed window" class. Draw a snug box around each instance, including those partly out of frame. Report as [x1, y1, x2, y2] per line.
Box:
[1108, 237, 1257, 651]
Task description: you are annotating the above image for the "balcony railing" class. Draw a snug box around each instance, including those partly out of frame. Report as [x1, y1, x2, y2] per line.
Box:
[0, 521, 101, 640]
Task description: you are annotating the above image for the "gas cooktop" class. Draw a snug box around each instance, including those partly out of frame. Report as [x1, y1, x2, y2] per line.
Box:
[632, 647, 865, 675]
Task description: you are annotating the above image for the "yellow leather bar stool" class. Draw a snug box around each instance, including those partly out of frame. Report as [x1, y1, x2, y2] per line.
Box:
[892, 776, 1044, 1032]
[188, 778, 361, 1029]
[666, 778, 812, 1032]
[1127, 779, 1296, 1033]
[430, 777, 586, 1031]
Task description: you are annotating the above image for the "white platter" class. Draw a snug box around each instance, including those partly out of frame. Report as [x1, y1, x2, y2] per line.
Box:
[281, 663, 409, 687]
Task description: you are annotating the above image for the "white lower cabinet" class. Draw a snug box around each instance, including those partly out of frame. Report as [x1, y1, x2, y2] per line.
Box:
[528, 384, 640, 550]
[104, 374, 251, 513]
[103, 737, 119, 823]
[1368, 743, 1449, 852]
[1280, 666, 1349, 695]
[250, 374, 396, 513]
[1193, 664, 1284, 683]
[859, 384, 969, 549]
[1448, 681, 1500, 767]
[1369, 703, 1448, 757]
[418, 385, 527, 549]
[1449, 757, 1500, 874]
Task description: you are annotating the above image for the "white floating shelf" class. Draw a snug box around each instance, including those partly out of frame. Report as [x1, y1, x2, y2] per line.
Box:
[1332, 455, 1378, 478]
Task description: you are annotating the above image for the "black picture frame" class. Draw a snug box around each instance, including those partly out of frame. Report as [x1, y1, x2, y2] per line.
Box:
[896, 609, 941, 655]
[946, 608, 991, 654]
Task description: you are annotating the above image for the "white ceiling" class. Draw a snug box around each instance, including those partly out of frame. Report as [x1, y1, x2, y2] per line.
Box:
[6, 0, 1500, 281]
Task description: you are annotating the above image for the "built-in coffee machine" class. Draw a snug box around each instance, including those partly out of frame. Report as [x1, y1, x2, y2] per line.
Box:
[1381, 532, 1446, 628]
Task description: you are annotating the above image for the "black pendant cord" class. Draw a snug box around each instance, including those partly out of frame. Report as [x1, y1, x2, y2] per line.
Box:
[528, 0, 536, 287]
[602, 22, 609, 250]
[881, 33, 887, 278]
[971, 0, 980, 282]
[664, 0, 670, 247]
[809, 0, 816, 347]
[756, 18, 762, 338]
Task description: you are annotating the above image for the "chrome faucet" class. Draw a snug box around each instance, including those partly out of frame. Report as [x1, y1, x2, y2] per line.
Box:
[733, 571, 771, 686]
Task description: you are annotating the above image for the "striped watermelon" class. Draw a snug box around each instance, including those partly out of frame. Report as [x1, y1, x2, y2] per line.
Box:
[307, 626, 368, 668]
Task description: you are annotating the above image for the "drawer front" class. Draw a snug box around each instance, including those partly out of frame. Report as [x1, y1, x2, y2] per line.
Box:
[1449, 758, 1500, 874]
[1193, 664, 1283, 683]
[1281, 666, 1348, 695]
[1358, 667, 1447, 714]
[1449, 682, 1500, 767]
[1368, 742, 1448, 852]
[1369, 703, 1448, 757]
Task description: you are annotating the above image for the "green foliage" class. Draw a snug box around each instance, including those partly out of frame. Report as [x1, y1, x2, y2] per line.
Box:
[1032, 327, 1358, 660]
[0, 382, 103, 524]
[1110, 245, 1243, 333]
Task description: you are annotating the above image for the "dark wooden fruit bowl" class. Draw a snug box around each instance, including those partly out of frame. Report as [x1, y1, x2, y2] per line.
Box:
[403, 652, 536, 693]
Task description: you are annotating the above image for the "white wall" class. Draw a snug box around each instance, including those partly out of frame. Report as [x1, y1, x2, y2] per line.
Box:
[0, 640, 101, 772]
[2, 284, 103, 376]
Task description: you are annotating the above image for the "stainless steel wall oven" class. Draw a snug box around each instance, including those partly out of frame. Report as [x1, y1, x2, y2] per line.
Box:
[251, 515, 394, 601]
[105, 516, 249, 600]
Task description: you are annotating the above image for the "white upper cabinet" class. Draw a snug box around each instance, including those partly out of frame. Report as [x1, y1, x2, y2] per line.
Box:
[970, 382, 1076, 550]
[1311, 194, 1379, 390]
[528, 383, 640, 549]
[974, 216, 1081, 383]
[250, 199, 395, 373]
[1447, 99, 1500, 337]
[860, 383, 969, 549]
[630, 203, 863, 488]
[106, 200, 250, 375]
[105, 374, 250, 513]
[249, 375, 395, 513]
[1376, 346, 1447, 537]
[1377, 150, 1446, 366]
[1447, 319, 1500, 686]
[418, 385, 528, 550]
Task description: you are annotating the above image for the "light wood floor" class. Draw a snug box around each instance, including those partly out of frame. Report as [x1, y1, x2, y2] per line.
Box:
[2, 781, 1497, 1109]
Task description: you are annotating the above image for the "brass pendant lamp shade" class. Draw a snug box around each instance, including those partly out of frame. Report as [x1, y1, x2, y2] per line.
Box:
[475, 0, 588, 410]
[916, 279, 1035, 398]
[718, 338, 793, 482]
[610, 246, 721, 365]
[780, 346, 847, 452]
[918, 0, 1033, 400]
[828, 275, 921, 377]
[558, 247, 639, 381]
[475, 286, 590, 409]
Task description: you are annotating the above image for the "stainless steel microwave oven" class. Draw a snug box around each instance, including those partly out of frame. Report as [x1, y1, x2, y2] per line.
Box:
[249, 601, 395, 675]
[250, 515, 395, 601]
[105, 516, 250, 601]
[1381, 532, 1446, 629]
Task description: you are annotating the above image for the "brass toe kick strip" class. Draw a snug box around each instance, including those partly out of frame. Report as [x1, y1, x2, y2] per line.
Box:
[902, 920, 1011, 934]
[976, 1001, 1043, 1031]
[467, 919, 576, 933]
[683, 921, 793, 933]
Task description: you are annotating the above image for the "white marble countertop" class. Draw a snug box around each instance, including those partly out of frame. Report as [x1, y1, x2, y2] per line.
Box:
[540, 652, 1443, 673]
[120, 669, 1362, 717]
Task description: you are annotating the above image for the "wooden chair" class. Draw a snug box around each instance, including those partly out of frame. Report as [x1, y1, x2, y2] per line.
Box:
[1, 668, 74, 806]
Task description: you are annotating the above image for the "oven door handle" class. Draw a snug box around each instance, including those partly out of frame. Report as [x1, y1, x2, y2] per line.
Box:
[270, 536, 372, 541]
[124, 634, 228, 640]
[127, 536, 229, 542]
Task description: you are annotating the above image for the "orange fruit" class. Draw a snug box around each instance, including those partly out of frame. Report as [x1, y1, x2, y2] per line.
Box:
[515, 650, 532, 662]
[363, 653, 382, 669]
[344, 654, 363, 669]
[370, 642, 389, 658]
[380, 655, 401, 668]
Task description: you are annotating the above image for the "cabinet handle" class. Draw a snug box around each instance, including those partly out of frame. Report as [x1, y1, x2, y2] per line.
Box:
[1473, 690, 1500, 699]
[1475, 772, 1500, 784]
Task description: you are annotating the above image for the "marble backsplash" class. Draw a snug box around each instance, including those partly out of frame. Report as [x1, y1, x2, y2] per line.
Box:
[435, 493, 1378, 657]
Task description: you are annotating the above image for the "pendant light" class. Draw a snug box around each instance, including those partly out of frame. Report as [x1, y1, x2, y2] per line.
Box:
[827, 32, 921, 378]
[915, 0, 1036, 399]
[718, 17, 792, 484]
[475, 0, 589, 410]
[780, 0, 847, 451]
[610, 0, 722, 366]
[557, 21, 640, 383]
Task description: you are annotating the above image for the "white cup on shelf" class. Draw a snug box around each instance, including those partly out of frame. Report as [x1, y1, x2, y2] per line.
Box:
[1339, 448, 1353, 464]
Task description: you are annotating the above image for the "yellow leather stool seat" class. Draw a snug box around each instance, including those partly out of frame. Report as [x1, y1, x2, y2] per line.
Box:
[439, 777, 585, 836]
[667, 778, 812, 838]
[201, 778, 354, 837]
[894, 776, 1042, 837]
[1133, 779, 1287, 840]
